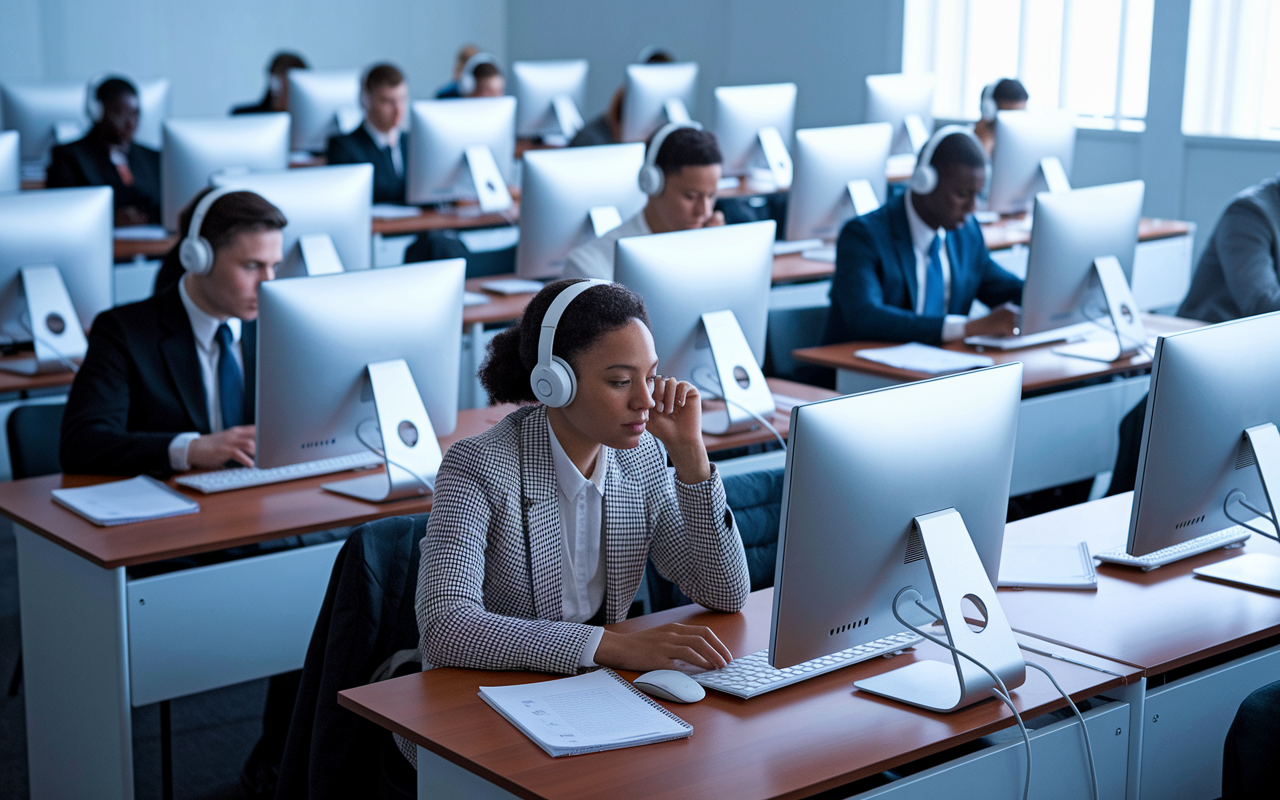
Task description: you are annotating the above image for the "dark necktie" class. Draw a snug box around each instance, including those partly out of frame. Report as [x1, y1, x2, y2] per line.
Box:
[216, 323, 245, 429]
[923, 234, 945, 316]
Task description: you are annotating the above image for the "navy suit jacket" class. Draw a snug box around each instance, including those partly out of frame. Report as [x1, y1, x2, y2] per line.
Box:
[46, 129, 162, 224]
[822, 193, 1023, 345]
[326, 125, 407, 204]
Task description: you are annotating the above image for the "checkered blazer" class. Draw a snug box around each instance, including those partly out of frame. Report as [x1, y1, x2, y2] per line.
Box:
[416, 403, 751, 675]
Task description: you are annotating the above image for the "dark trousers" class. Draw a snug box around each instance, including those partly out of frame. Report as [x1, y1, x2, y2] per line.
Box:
[1223, 680, 1280, 798]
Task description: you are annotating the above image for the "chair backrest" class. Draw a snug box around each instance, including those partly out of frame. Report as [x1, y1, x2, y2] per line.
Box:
[7, 403, 65, 479]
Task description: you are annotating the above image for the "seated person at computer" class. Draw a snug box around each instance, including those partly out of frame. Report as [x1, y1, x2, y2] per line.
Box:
[569, 47, 675, 148]
[434, 43, 480, 99]
[46, 77, 160, 227]
[972, 78, 1028, 156]
[60, 188, 285, 476]
[326, 63, 409, 204]
[417, 278, 749, 683]
[563, 124, 725, 281]
[1179, 172, 1280, 323]
[437, 52, 505, 99]
[823, 127, 1023, 346]
[232, 51, 308, 115]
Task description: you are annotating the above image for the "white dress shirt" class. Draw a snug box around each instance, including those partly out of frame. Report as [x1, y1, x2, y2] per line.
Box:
[364, 120, 403, 176]
[562, 210, 652, 281]
[167, 277, 244, 471]
[903, 190, 969, 342]
[547, 418, 608, 667]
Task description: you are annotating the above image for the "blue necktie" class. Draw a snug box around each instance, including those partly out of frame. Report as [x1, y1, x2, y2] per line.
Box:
[216, 323, 245, 429]
[923, 234, 945, 317]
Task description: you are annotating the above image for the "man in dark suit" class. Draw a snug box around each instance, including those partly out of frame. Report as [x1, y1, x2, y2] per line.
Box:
[60, 188, 286, 476]
[46, 77, 161, 226]
[823, 128, 1023, 346]
[232, 51, 308, 115]
[326, 63, 409, 204]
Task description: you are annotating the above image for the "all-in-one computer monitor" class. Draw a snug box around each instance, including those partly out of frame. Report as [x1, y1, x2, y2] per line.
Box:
[516, 143, 647, 279]
[0, 131, 18, 193]
[406, 97, 516, 210]
[212, 164, 373, 275]
[713, 83, 796, 186]
[784, 122, 893, 242]
[131, 78, 171, 150]
[512, 59, 588, 143]
[287, 69, 362, 154]
[161, 113, 291, 231]
[864, 73, 934, 156]
[621, 62, 698, 144]
[988, 109, 1076, 215]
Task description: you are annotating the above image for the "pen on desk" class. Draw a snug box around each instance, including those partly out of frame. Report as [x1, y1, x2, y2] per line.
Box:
[1018, 643, 1127, 679]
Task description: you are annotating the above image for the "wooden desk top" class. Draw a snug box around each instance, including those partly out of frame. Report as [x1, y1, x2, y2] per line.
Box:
[372, 200, 520, 236]
[1000, 493, 1280, 677]
[463, 274, 537, 326]
[339, 588, 1133, 800]
[794, 314, 1205, 394]
[0, 356, 77, 395]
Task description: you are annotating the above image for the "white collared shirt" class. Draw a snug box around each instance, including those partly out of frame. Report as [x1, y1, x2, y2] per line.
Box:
[167, 277, 244, 470]
[547, 418, 608, 667]
[903, 190, 969, 342]
[364, 120, 403, 176]
[562, 210, 652, 281]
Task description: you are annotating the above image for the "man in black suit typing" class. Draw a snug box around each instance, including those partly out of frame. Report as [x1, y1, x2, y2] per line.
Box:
[60, 188, 286, 476]
[326, 63, 409, 204]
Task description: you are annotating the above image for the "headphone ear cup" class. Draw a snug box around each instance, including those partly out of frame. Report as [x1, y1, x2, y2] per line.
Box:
[179, 236, 214, 276]
[530, 357, 577, 408]
[981, 95, 997, 123]
[459, 70, 475, 96]
[910, 163, 938, 195]
[638, 164, 664, 196]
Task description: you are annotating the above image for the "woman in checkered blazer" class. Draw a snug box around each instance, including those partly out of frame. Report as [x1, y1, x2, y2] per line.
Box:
[417, 279, 751, 676]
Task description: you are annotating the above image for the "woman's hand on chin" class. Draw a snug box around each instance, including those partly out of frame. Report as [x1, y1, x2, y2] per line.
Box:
[644, 376, 711, 484]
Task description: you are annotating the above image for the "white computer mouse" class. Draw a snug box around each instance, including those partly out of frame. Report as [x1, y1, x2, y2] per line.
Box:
[633, 669, 706, 703]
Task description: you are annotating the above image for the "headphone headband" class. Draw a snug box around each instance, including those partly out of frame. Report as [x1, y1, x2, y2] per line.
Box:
[636, 45, 673, 63]
[638, 121, 703, 195]
[910, 125, 987, 195]
[538, 279, 608, 369]
[179, 186, 239, 275]
[530, 279, 610, 407]
[459, 52, 499, 96]
[84, 72, 110, 123]
[980, 82, 998, 122]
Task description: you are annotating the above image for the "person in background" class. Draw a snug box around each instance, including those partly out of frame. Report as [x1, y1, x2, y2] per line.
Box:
[327, 63, 410, 204]
[563, 124, 724, 281]
[47, 76, 161, 227]
[232, 51, 308, 115]
[436, 52, 505, 99]
[570, 47, 675, 148]
[972, 78, 1029, 156]
[434, 43, 481, 99]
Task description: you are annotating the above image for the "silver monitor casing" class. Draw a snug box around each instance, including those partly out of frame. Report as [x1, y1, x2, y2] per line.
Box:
[0, 186, 113, 340]
[161, 114, 291, 231]
[785, 123, 893, 242]
[988, 109, 1077, 215]
[1129, 311, 1280, 556]
[769, 363, 1022, 670]
[1, 83, 84, 164]
[863, 73, 934, 156]
[132, 78, 171, 151]
[713, 83, 797, 178]
[1021, 180, 1144, 335]
[613, 220, 774, 383]
[512, 59, 589, 138]
[621, 63, 699, 144]
[0, 131, 18, 193]
[287, 70, 362, 153]
[516, 143, 647, 279]
[406, 97, 517, 205]
[256, 259, 464, 470]
[211, 164, 374, 274]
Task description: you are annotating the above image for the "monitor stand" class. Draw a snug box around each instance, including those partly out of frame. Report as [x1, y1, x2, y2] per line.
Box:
[0, 265, 88, 376]
[1039, 155, 1072, 193]
[846, 178, 882, 217]
[698, 310, 775, 436]
[551, 95, 585, 142]
[855, 508, 1026, 712]
[464, 144, 514, 214]
[751, 126, 793, 190]
[1194, 423, 1280, 592]
[662, 98, 693, 127]
[278, 233, 345, 279]
[1053, 255, 1148, 363]
[588, 205, 623, 237]
[903, 113, 931, 154]
[322, 358, 442, 503]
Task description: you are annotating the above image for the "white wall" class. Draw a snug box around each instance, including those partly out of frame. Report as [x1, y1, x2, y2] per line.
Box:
[0, 0, 506, 117]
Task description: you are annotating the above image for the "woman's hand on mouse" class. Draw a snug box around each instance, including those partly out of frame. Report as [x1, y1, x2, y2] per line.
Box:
[594, 622, 732, 672]
[643, 376, 712, 485]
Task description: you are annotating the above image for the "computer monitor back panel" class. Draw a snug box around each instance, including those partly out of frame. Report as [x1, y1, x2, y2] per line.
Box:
[1021, 180, 1144, 334]
[287, 70, 361, 153]
[1, 83, 84, 163]
[1129, 312, 1280, 555]
[406, 97, 517, 205]
[0, 131, 18, 193]
[133, 78, 171, 151]
[613, 220, 774, 384]
[785, 123, 892, 242]
[512, 60, 589, 138]
[863, 73, 934, 155]
[161, 114, 291, 231]
[770, 363, 1021, 669]
[714, 83, 797, 177]
[256, 259, 464, 470]
[212, 164, 373, 273]
[517, 143, 647, 278]
[622, 63, 699, 143]
[988, 109, 1077, 215]
[0, 186, 112, 340]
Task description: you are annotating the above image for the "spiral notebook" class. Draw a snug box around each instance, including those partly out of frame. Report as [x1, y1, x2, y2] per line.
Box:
[479, 669, 693, 757]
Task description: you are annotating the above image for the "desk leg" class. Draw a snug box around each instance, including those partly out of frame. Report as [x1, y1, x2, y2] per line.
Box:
[1103, 678, 1145, 800]
[15, 526, 132, 800]
[468, 321, 485, 410]
[418, 745, 520, 799]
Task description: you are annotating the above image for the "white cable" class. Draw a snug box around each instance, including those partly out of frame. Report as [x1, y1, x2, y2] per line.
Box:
[1081, 299, 1153, 358]
[690, 368, 786, 452]
[1023, 661, 1100, 800]
[18, 311, 79, 373]
[1223, 490, 1280, 542]
[355, 417, 435, 493]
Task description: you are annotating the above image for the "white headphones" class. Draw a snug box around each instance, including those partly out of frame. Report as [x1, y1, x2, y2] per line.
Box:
[909, 125, 989, 195]
[530, 279, 611, 408]
[636, 45, 673, 63]
[84, 72, 110, 123]
[179, 186, 239, 275]
[458, 53, 498, 96]
[638, 121, 702, 196]
[980, 82, 998, 123]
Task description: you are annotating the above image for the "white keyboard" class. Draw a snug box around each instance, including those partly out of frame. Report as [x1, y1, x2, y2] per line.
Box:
[174, 452, 384, 494]
[965, 322, 1096, 350]
[693, 631, 922, 699]
[1094, 526, 1250, 571]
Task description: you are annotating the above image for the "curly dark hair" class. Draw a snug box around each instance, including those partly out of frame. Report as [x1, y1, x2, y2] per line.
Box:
[479, 279, 651, 405]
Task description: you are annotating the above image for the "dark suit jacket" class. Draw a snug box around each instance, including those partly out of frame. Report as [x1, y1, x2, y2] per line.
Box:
[326, 126, 406, 204]
[60, 282, 257, 476]
[46, 129, 162, 224]
[823, 193, 1023, 345]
